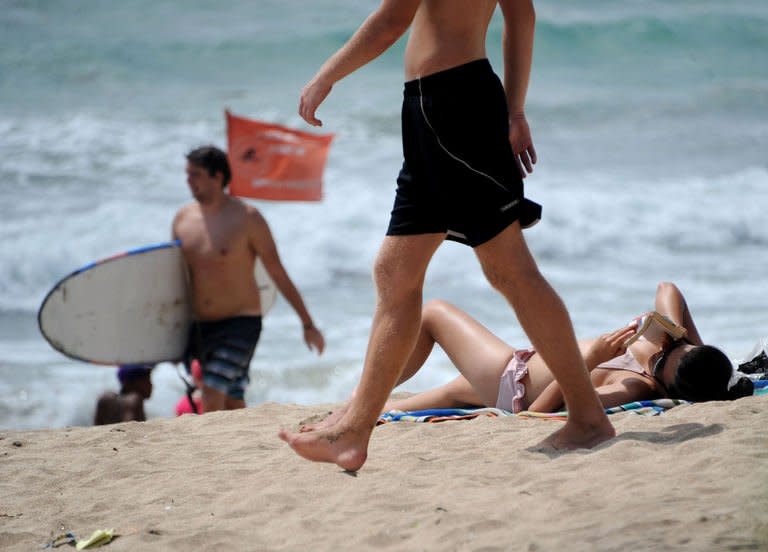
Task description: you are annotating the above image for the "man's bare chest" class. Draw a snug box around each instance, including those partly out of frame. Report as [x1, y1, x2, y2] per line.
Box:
[179, 219, 248, 260]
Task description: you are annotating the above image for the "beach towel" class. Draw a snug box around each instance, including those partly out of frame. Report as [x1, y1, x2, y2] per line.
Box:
[378, 399, 688, 424]
[378, 385, 767, 424]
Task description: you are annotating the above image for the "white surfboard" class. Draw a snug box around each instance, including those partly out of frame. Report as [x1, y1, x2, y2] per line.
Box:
[38, 241, 277, 365]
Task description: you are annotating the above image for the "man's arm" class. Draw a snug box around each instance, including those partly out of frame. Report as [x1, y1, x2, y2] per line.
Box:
[497, 0, 537, 177]
[299, 0, 421, 126]
[249, 211, 325, 354]
[171, 207, 187, 242]
[171, 212, 180, 241]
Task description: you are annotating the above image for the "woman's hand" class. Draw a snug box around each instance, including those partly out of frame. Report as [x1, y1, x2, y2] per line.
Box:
[584, 325, 638, 370]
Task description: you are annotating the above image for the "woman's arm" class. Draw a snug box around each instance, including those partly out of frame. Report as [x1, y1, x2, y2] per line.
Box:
[526, 379, 565, 412]
[592, 379, 656, 409]
[527, 326, 636, 412]
[527, 377, 654, 413]
[654, 281, 703, 345]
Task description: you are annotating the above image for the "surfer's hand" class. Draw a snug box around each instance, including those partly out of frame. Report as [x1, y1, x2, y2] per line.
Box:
[584, 326, 637, 370]
[508, 112, 537, 178]
[303, 325, 325, 355]
[299, 77, 332, 127]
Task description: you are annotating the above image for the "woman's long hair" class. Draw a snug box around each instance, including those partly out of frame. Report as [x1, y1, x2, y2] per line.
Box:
[670, 345, 754, 401]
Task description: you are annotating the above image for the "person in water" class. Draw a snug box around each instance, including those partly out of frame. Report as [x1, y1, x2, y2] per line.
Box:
[373, 281, 754, 414]
[94, 364, 154, 425]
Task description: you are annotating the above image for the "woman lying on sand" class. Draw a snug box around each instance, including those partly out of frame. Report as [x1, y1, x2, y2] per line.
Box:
[300, 281, 752, 433]
[379, 281, 753, 415]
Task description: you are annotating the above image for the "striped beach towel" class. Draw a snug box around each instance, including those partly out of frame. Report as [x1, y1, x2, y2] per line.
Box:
[379, 383, 767, 424]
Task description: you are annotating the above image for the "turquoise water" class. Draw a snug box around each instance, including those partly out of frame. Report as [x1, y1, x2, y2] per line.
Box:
[1, 1, 766, 429]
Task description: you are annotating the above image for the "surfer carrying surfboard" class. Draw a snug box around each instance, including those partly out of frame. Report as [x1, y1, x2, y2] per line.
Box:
[172, 145, 325, 413]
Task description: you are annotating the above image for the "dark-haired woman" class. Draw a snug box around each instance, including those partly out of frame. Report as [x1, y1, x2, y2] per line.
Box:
[383, 281, 753, 414]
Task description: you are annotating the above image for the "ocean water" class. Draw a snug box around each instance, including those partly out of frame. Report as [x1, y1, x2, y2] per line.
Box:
[1, 1, 766, 430]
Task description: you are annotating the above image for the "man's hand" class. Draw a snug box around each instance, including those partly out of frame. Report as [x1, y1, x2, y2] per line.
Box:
[303, 325, 326, 355]
[299, 77, 333, 127]
[508, 112, 537, 178]
[583, 325, 638, 370]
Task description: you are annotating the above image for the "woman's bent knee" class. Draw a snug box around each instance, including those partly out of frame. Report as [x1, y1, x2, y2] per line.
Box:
[421, 299, 455, 328]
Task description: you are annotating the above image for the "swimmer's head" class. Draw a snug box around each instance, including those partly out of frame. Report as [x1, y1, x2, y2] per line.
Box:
[117, 364, 154, 399]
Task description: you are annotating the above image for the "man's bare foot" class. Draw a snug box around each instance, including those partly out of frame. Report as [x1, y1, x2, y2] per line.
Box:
[532, 418, 616, 451]
[299, 404, 348, 433]
[278, 425, 370, 472]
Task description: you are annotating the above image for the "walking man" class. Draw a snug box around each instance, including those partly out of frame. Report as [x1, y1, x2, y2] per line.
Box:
[280, 0, 615, 471]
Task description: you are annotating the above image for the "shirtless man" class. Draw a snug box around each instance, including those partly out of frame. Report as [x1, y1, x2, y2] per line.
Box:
[173, 145, 325, 412]
[279, 0, 615, 471]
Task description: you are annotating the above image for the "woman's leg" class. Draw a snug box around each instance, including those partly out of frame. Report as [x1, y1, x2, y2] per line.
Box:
[385, 375, 484, 411]
[304, 299, 516, 428]
[396, 299, 516, 407]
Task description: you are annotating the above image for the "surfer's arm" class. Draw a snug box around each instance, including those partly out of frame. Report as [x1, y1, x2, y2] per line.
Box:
[654, 282, 703, 345]
[249, 213, 325, 354]
[171, 208, 183, 240]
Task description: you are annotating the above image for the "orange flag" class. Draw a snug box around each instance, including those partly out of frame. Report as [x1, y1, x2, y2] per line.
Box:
[226, 110, 334, 201]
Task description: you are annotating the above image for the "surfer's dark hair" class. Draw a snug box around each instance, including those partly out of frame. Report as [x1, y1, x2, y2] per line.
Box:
[186, 145, 231, 189]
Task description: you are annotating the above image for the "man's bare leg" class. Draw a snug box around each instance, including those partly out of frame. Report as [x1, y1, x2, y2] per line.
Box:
[201, 385, 228, 413]
[225, 396, 246, 410]
[298, 401, 349, 432]
[279, 234, 444, 470]
[299, 299, 443, 432]
[474, 222, 615, 449]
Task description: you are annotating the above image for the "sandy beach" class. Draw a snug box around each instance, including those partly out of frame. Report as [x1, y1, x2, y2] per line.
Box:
[1, 394, 766, 551]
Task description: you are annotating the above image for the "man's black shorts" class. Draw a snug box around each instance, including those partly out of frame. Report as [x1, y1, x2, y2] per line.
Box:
[386, 58, 542, 247]
[184, 316, 262, 401]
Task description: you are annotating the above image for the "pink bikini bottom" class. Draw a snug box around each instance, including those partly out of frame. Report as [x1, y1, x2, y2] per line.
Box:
[496, 348, 536, 413]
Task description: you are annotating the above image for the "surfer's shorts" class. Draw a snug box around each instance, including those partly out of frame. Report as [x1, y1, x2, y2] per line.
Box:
[386, 58, 542, 248]
[184, 316, 262, 401]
